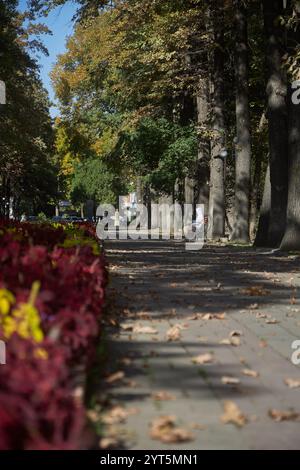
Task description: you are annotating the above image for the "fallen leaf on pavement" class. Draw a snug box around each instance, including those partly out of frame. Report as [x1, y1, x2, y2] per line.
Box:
[219, 336, 240, 346]
[284, 378, 300, 389]
[152, 391, 176, 401]
[256, 313, 267, 319]
[102, 406, 139, 424]
[242, 369, 259, 378]
[133, 324, 158, 335]
[240, 286, 271, 296]
[221, 400, 247, 428]
[105, 371, 125, 384]
[265, 318, 279, 324]
[230, 336, 241, 346]
[192, 353, 214, 364]
[221, 376, 241, 385]
[120, 323, 135, 331]
[150, 416, 194, 443]
[248, 303, 259, 310]
[166, 324, 186, 341]
[99, 437, 120, 449]
[230, 330, 243, 337]
[186, 313, 203, 321]
[202, 312, 227, 320]
[219, 338, 231, 345]
[268, 409, 300, 422]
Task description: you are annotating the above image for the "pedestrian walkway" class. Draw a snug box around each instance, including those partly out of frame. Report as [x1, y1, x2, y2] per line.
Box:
[99, 239, 300, 450]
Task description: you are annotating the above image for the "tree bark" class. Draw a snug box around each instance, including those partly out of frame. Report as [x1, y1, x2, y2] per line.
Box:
[263, 0, 288, 247]
[254, 163, 271, 247]
[184, 176, 194, 207]
[136, 176, 143, 204]
[280, 4, 300, 250]
[207, 1, 225, 240]
[231, 0, 251, 243]
[195, 78, 210, 218]
[250, 152, 262, 240]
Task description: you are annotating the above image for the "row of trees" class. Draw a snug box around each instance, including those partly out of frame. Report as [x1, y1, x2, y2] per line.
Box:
[28, 0, 300, 249]
[0, 0, 57, 217]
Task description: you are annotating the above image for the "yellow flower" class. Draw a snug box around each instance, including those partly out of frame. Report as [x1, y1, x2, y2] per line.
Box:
[3, 317, 17, 338]
[1, 282, 44, 343]
[0, 289, 15, 316]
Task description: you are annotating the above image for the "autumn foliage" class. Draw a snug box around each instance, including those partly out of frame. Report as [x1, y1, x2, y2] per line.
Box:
[0, 221, 107, 449]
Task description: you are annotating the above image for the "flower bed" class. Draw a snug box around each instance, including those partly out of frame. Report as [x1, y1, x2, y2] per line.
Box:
[0, 221, 107, 449]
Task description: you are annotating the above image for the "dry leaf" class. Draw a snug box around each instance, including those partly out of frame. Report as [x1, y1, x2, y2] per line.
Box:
[240, 286, 270, 296]
[219, 338, 231, 345]
[202, 312, 227, 320]
[242, 369, 259, 378]
[102, 406, 139, 425]
[248, 303, 259, 310]
[166, 324, 185, 341]
[230, 330, 243, 337]
[256, 313, 267, 319]
[192, 353, 214, 364]
[187, 313, 203, 321]
[133, 324, 158, 335]
[152, 391, 176, 401]
[221, 376, 240, 385]
[221, 400, 247, 427]
[230, 337, 241, 347]
[284, 378, 300, 389]
[268, 409, 300, 422]
[120, 323, 134, 331]
[99, 437, 120, 449]
[105, 371, 125, 384]
[150, 416, 194, 443]
[265, 318, 279, 324]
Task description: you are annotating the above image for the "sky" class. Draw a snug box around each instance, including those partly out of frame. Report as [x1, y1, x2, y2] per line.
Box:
[18, 1, 78, 117]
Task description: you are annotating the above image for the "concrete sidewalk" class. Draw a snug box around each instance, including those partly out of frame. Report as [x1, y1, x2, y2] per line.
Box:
[98, 239, 300, 450]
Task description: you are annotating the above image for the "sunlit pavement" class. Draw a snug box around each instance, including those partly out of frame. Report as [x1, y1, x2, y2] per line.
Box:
[99, 239, 300, 450]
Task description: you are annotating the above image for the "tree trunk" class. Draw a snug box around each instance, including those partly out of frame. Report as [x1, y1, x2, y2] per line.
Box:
[280, 4, 300, 250]
[250, 153, 262, 240]
[195, 78, 210, 218]
[208, 2, 225, 240]
[184, 176, 194, 205]
[231, 0, 251, 243]
[263, 0, 288, 247]
[136, 176, 143, 204]
[254, 163, 271, 247]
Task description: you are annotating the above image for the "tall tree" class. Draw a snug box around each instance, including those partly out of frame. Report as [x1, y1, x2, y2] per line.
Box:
[262, 0, 288, 247]
[231, 0, 251, 243]
[280, 1, 300, 250]
[0, 0, 57, 217]
[207, 1, 226, 240]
